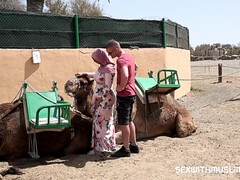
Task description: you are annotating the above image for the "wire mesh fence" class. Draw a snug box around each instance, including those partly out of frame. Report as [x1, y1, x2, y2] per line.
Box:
[0, 9, 189, 49]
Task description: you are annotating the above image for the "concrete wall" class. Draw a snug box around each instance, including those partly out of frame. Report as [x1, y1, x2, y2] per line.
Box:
[0, 48, 191, 104]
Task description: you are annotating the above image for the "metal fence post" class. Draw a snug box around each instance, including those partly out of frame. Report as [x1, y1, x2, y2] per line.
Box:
[162, 18, 166, 48]
[74, 14, 79, 48]
[175, 24, 178, 48]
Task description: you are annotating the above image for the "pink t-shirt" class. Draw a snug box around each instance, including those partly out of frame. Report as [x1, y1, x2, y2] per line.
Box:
[117, 53, 136, 97]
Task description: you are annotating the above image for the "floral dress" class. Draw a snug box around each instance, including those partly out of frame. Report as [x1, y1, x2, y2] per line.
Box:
[91, 71, 116, 153]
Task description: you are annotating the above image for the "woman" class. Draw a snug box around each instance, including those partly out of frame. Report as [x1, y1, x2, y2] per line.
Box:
[75, 48, 116, 155]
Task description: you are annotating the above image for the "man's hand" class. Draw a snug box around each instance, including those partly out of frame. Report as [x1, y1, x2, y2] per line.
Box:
[116, 85, 125, 92]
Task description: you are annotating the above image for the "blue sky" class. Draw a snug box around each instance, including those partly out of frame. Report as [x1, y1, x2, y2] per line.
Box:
[97, 0, 240, 48]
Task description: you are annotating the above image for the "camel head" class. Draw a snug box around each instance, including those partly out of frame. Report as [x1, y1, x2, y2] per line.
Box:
[64, 76, 94, 117]
[64, 76, 94, 99]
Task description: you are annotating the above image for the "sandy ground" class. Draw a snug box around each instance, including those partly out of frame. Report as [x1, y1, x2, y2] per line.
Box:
[1, 60, 240, 180]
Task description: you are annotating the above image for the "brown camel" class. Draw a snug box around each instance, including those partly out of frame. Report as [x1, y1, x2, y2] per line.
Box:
[0, 77, 94, 159]
[63, 76, 94, 155]
[0, 76, 196, 159]
[64, 77, 197, 144]
[0, 102, 72, 159]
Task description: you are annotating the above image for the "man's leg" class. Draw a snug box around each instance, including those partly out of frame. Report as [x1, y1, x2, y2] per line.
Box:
[128, 96, 137, 146]
[121, 125, 130, 149]
[129, 121, 140, 153]
[129, 121, 137, 145]
[111, 96, 133, 157]
[111, 124, 131, 157]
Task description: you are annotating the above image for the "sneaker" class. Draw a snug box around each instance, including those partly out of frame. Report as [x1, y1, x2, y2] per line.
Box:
[110, 146, 130, 157]
[129, 144, 140, 153]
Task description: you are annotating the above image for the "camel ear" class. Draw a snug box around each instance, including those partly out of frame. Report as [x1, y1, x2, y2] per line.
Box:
[89, 80, 94, 86]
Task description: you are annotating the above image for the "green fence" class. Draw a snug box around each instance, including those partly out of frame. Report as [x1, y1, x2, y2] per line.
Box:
[0, 9, 189, 49]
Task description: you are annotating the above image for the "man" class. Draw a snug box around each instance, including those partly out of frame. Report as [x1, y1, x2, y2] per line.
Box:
[106, 40, 139, 157]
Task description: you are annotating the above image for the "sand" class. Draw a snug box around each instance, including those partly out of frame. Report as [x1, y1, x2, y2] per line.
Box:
[1, 59, 240, 180]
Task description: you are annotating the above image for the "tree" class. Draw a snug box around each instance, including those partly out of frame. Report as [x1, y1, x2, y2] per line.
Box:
[26, 0, 108, 13]
[232, 45, 240, 55]
[0, 0, 25, 11]
[45, 0, 69, 15]
[27, 0, 44, 12]
[222, 44, 232, 50]
[70, 0, 103, 16]
[191, 43, 240, 57]
[26, 0, 105, 16]
[193, 44, 211, 56]
[189, 45, 194, 55]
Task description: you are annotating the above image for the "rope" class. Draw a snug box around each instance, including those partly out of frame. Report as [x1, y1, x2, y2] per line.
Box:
[27, 83, 57, 104]
[191, 65, 240, 69]
[0, 85, 24, 120]
[11, 86, 23, 103]
[180, 65, 240, 81]
[0, 101, 22, 120]
[191, 65, 218, 68]
[71, 107, 92, 121]
[222, 65, 240, 69]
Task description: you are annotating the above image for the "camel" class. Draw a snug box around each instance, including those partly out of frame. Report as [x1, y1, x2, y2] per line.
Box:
[64, 77, 197, 143]
[0, 101, 93, 160]
[0, 102, 71, 159]
[0, 76, 196, 159]
[0, 77, 94, 160]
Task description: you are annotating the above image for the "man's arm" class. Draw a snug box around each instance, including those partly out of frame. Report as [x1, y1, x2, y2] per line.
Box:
[135, 63, 138, 75]
[116, 66, 128, 92]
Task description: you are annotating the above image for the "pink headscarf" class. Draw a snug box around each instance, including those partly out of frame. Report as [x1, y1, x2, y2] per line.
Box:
[91, 48, 115, 73]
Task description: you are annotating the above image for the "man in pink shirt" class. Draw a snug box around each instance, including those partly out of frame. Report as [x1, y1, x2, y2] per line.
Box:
[106, 40, 139, 157]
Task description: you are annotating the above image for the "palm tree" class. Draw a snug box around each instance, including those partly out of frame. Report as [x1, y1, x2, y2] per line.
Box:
[27, 0, 44, 12]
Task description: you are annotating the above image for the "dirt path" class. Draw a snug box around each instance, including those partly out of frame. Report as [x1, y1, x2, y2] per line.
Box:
[1, 60, 240, 180]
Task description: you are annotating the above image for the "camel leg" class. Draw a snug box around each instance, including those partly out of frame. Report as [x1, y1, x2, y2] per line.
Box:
[115, 131, 123, 144]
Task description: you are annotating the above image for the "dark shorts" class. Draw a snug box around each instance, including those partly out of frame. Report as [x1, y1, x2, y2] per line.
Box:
[117, 96, 136, 125]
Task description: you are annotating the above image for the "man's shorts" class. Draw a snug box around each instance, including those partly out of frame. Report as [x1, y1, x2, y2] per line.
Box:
[116, 96, 136, 125]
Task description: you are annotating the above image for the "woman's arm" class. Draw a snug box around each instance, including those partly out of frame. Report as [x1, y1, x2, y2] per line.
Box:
[102, 73, 114, 99]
